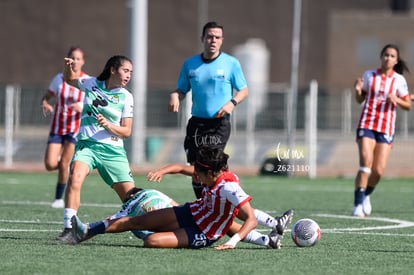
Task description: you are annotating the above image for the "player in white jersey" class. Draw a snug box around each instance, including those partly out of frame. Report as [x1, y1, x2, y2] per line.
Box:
[56, 55, 136, 242]
[352, 44, 411, 217]
[70, 147, 292, 249]
[41, 46, 89, 208]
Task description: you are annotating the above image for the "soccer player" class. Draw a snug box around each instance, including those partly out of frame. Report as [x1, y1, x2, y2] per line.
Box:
[75, 186, 290, 249]
[70, 147, 291, 249]
[168, 21, 248, 199]
[56, 55, 136, 241]
[352, 44, 411, 217]
[146, 162, 293, 237]
[41, 46, 89, 208]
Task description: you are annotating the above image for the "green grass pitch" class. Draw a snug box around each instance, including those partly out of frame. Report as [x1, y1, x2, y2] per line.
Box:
[1, 172, 414, 275]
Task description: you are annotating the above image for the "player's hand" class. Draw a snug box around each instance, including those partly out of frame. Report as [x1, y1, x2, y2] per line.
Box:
[354, 77, 363, 95]
[386, 94, 398, 106]
[70, 102, 84, 112]
[168, 92, 180, 112]
[214, 244, 235, 250]
[64, 58, 74, 69]
[96, 114, 109, 128]
[42, 103, 53, 115]
[146, 171, 163, 182]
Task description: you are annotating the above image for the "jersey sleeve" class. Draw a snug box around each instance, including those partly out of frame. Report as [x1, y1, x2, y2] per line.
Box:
[223, 181, 252, 208]
[176, 61, 191, 94]
[121, 90, 134, 118]
[77, 76, 94, 91]
[231, 59, 248, 92]
[47, 73, 63, 95]
[396, 75, 409, 98]
[361, 70, 371, 93]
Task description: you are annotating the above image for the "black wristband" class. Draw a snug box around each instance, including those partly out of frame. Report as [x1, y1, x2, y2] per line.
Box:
[230, 98, 238, 106]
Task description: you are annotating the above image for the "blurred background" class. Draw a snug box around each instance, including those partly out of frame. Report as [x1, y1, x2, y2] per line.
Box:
[1, 0, 414, 177]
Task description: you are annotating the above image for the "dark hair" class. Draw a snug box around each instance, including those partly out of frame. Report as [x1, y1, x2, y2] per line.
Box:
[380, 44, 409, 75]
[201, 21, 224, 37]
[97, 55, 132, 81]
[66, 46, 84, 58]
[194, 147, 229, 177]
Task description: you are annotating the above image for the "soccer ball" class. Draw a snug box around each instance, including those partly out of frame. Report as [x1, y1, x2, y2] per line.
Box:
[291, 218, 321, 247]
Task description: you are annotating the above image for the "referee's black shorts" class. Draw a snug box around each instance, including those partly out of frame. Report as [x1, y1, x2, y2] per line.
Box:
[184, 116, 231, 164]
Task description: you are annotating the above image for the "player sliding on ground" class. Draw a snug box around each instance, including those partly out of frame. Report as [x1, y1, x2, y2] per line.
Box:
[146, 160, 294, 240]
[70, 147, 293, 249]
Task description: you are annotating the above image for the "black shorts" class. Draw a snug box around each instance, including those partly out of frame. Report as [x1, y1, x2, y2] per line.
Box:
[173, 203, 216, 249]
[184, 116, 231, 164]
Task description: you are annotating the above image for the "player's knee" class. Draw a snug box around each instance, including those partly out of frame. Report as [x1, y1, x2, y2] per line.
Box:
[44, 159, 58, 171]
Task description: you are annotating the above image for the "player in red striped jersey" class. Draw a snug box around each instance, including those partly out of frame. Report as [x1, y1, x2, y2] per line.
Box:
[352, 44, 411, 217]
[41, 46, 89, 208]
[69, 147, 288, 249]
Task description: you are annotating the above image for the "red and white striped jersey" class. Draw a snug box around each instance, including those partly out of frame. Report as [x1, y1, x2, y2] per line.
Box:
[47, 72, 89, 135]
[189, 170, 252, 241]
[357, 69, 409, 136]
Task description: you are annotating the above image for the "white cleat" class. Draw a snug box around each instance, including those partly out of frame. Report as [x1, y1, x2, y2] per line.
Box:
[51, 199, 64, 208]
[352, 204, 365, 218]
[362, 195, 372, 216]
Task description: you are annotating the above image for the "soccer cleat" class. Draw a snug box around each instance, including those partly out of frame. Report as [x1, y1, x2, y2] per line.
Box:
[352, 204, 365, 218]
[56, 228, 72, 242]
[274, 209, 294, 235]
[267, 230, 282, 249]
[51, 199, 64, 208]
[71, 215, 88, 244]
[362, 195, 372, 215]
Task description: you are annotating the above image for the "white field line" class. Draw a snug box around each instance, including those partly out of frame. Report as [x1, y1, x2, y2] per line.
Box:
[1, 200, 120, 208]
[2, 200, 414, 235]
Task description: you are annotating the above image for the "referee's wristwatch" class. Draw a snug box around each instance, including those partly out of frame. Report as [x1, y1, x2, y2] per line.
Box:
[230, 98, 238, 106]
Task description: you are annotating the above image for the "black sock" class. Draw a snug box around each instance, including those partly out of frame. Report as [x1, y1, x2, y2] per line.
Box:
[55, 183, 66, 200]
[192, 182, 203, 199]
[354, 188, 365, 206]
[88, 221, 106, 237]
[365, 186, 375, 196]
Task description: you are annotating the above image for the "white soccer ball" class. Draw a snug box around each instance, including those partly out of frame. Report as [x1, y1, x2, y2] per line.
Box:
[291, 218, 321, 247]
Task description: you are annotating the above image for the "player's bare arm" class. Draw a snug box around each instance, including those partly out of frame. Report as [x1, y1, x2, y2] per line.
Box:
[63, 58, 80, 89]
[215, 201, 258, 250]
[354, 77, 365, 104]
[147, 164, 194, 182]
[98, 116, 132, 138]
[386, 94, 411, 110]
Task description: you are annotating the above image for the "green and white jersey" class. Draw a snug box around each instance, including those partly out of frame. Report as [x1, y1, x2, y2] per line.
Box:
[109, 189, 174, 220]
[77, 77, 134, 147]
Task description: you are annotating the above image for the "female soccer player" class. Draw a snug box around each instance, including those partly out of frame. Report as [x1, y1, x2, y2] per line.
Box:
[71, 147, 286, 250]
[352, 44, 411, 217]
[41, 46, 89, 208]
[74, 185, 286, 249]
[57, 55, 136, 241]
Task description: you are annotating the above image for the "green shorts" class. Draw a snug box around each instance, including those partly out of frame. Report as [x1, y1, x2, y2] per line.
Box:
[73, 140, 134, 187]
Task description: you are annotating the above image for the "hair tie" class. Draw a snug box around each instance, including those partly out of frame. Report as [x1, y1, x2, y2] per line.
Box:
[196, 160, 211, 169]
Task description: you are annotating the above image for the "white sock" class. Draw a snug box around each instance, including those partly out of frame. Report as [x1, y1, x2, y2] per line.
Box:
[254, 209, 276, 228]
[63, 208, 77, 228]
[242, 230, 269, 247]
